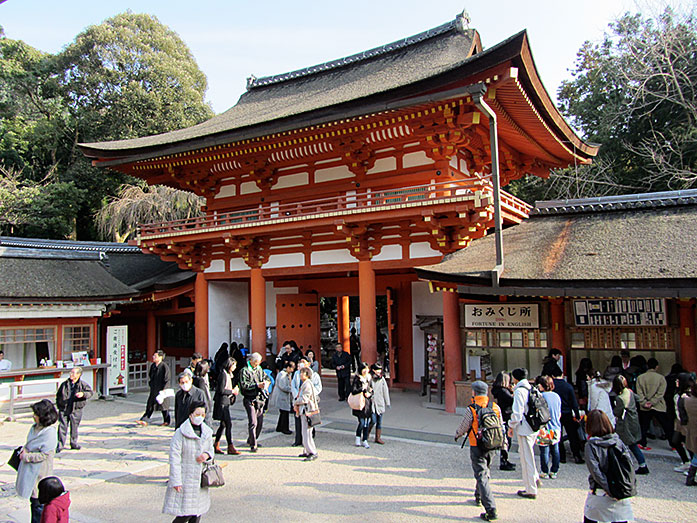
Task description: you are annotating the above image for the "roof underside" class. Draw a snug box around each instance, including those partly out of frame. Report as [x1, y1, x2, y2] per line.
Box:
[78, 15, 597, 167]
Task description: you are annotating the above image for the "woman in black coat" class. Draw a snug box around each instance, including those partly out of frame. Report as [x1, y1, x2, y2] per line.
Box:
[492, 371, 516, 471]
[213, 358, 240, 455]
[350, 363, 373, 449]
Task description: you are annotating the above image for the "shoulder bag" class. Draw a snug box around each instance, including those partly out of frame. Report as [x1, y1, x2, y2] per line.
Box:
[348, 391, 366, 411]
[200, 459, 225, 488]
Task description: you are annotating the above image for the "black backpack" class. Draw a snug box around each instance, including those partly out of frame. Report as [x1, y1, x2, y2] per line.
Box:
[605, 444, 637, 500]
[525, 386, 551, 431]
[468, 401, 505, 451]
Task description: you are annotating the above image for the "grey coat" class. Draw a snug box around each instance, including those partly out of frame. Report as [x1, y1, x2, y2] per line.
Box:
[15, 424, 57, 499]
[272, 370, 293, 412]
[613, 388, 641, 446]
[371, 376, 391, 415]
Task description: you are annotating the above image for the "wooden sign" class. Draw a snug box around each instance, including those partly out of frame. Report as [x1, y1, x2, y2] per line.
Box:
[464, 304, 539, 328]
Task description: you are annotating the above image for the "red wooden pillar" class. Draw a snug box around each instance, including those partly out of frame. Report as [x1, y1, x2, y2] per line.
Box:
[250, 268, 266, 355]
[679, 299, 697, 372]
[194, 272, 209, 358]
[146, 310, 157, 360]
[340, 295, 350, 353]
[358, 260, 377, 364]
[550, 298, 566, 372]
[443, 288, 462, 413]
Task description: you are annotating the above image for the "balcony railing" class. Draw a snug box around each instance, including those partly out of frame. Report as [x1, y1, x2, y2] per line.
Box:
[138, 178, 531, 239]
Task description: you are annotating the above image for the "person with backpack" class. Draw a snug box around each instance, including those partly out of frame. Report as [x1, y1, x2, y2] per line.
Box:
[509, 368, 545, 499]
[584, 409, 636, 523]
[535, 376, 562, 479]
[455, 380, 504, 521]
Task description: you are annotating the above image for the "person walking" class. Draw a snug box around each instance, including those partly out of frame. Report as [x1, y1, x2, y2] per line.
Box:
[492, 371, 516, 471]
[239, 352, 271, 452]
[351, 363, 373, 448]
[536, 376, 562, 479]
[15, 399, 59, 523]
[37, 476, 70, 523]
[175, 373, 207, 429]
[679, 376, 697, 485]
[273, 360, 295, 435]
[455, 380, 503, 521]
[611, 375, 649, 474]
[192, 362, 213, 427]
[332, 343, 352, 401]
[212, 358, 240, 455]
[55, 367, 92, 452]
[162, 402, 214, 523]
[583, 410, 635, 523]
[541, 349, 563, 377]
[211, 342, 229, 383]
[138, 350, 171, 426]
[290, 358, 323, 447]
[370, 363, 390, 445]
[294, 366, 320, 461]
[549, 366, 585, 464]
[636, 358, 673, 450]
[509, 367, 539, 499]
[349, 328, 361, 372]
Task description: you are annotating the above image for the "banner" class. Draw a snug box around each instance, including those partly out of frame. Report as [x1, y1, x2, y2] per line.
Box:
[464, 304, 539, 328]
[106, 325, 128, 394]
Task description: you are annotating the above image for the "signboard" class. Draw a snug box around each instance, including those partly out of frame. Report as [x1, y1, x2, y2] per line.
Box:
[464, 304, 539, 328]
[574, 299, 666, 327]
[106, 325, 128, 394]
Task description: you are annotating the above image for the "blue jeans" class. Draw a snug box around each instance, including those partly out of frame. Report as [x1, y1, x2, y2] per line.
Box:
[628, 443, 646, 466]
[372, 412, 383, 430]
[356, 417, 370, 440]
[691, 453, 697, 467]
[540, 443, 560, 474]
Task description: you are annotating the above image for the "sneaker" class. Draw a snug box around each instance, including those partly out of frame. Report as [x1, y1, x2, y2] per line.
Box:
[499, 462, 516, 471]
[539, 472, 549, 479]
[636, 465, 650, 475]
[638, 444, 652, 451]
[362, 440, 370, 449]
[516, 490, 536, 499]
[674, 462, 691, 472]
[549, 472, 557, 479]
[480, 510, 498, 521]
[70, 444, 81, 450]
[355, 437, 361, 447]
[303, 454, 318, 461]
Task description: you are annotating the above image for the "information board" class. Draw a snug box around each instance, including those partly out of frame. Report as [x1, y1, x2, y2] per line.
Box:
[106, 325, 128, 394]
[464, 304, 539, 328]
[573, 299, 666, 327]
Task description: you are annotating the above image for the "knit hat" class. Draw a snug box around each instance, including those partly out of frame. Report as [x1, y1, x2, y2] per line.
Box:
[471, 380, 488, 396]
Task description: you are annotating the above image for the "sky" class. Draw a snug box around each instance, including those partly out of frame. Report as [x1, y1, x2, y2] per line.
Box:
[0, 0, 663, 115]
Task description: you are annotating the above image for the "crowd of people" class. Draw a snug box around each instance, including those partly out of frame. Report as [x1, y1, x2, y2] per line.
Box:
[455, 349, 697, 521]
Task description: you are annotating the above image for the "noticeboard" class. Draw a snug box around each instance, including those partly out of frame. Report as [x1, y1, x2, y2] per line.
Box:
[106, 325, 128, 394]
[573, 299, 666, 327]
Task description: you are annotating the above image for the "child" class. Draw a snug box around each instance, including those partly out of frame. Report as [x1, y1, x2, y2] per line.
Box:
[38, 476, 70, 522]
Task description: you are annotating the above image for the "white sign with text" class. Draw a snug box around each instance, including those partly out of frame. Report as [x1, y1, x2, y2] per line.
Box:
[106, 325, 128, 394]
[464, 304, 539, 328]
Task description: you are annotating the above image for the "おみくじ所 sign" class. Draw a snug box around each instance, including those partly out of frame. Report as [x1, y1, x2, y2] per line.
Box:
[464, 304, 539, 328]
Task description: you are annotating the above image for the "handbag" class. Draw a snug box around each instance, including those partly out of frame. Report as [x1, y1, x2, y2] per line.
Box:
[200, 460, 225, 488]
[306, 410, 322, 427]
[347, 392, 365, 411]
[8, 446, 22, 471]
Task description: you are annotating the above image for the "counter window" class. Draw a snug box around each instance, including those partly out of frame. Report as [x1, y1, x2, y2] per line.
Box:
[0, 327, 56, 368]
[63, 325, 92, 355]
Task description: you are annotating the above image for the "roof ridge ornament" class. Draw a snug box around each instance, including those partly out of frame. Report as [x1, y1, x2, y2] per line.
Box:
[456, 9, 472, 31]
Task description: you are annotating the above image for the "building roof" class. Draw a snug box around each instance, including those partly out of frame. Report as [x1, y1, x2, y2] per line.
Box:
[416, 191, 697, 296]
[78, 12, 596, 167]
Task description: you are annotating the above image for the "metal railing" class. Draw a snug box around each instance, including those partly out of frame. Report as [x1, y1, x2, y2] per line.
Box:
[138, 178, 531, 238]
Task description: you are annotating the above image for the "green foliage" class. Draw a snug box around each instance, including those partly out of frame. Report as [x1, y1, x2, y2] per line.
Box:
[510, 7, 697, 201]
[0, 11, 213, 240]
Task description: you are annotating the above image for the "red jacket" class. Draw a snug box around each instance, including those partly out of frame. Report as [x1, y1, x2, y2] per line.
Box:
[41, 491, 70, 523]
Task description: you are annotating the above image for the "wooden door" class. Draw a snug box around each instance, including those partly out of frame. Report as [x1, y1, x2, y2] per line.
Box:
[276, 294, 320, 355]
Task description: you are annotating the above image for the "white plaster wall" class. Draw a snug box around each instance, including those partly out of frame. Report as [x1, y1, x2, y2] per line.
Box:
[263, 253, 305, 270]
[409, 242, 442, 259]
[314, 165, 353, 183]
[370, 244, 402, 262]
[403, 151, 434, 168]
[265, 284, 299, 326]
[272, 172, 309, 190]
[411, 281, 443, 383]
[215, 183, 236, 199]
[229, 258, 249, 272]
[366, 156, 397, 174]
[208, 281, 248, 350]
[240, 181, 262, 195]
[311, 249, 355, 265]
[204, 259, 225, 273]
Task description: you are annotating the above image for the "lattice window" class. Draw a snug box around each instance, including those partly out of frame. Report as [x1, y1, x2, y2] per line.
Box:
[569, 327, 673, 351]
[0, 328, 55, 344]
[63, 325, 92, 354]
[464, 329, 548, 348]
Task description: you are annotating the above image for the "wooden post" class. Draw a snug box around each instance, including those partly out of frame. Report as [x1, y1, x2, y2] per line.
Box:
[679, 299, 697, 372]
[358, 260, 377, 364]
[147, 310, 157, 361]
[340, 295, 350, 353]
[250, 268, 266, 355]
[194, 272, 209, 358]
[443, 289, 462, 413]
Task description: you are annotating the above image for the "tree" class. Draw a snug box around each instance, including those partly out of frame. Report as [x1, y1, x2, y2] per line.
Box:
[509, 6, 697, 202]
[95, 182, 204, 242]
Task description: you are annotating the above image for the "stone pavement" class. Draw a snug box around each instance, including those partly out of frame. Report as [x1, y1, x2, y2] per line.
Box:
[1, 382, 696, 522]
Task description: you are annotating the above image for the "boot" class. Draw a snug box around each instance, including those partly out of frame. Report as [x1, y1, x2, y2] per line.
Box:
[686, 465, 697, 486]
[214, 441, 224, 455]
[227, 444, 241, 456]
[375, 429, 385, 445]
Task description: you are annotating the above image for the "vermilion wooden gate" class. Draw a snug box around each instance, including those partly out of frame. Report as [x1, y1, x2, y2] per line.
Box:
[276, 294, 320, 355]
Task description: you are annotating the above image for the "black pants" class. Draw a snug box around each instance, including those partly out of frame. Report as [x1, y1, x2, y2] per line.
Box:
[671, 430, 691, 462]
[142, 390, 170, 424]
[294, 413, 303, 445]
[276, 409, 290, 433]
[215, 405, 233, 446]
[337, 375, 351, 401]
[30, 497, 42, 523]
[639, 409, 673, 447]
[559, 413, 584, 460]
[172, 516, 201, 523]
[243, 398, 264, 448]
[58, 407, 83, 449]
[350, 352, 361, 372]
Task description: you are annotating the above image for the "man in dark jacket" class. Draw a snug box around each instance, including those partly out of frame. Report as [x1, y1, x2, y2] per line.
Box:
[550, 366, 585, 464]
[56, 366, 93, 451]
[240, 352, 272, 452]
[349, 328, 361, 372]
[332, 343, 352, 401]
[138, 350, 171, 426]
[174, 372, 207, 429]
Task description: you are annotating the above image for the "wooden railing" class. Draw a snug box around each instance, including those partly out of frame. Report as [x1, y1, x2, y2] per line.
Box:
[138, 178, 531, 238]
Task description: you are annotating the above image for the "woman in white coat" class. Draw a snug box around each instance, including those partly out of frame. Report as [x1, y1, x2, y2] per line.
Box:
[163, 402, 215, 523]
[294, 367, 320, 461]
